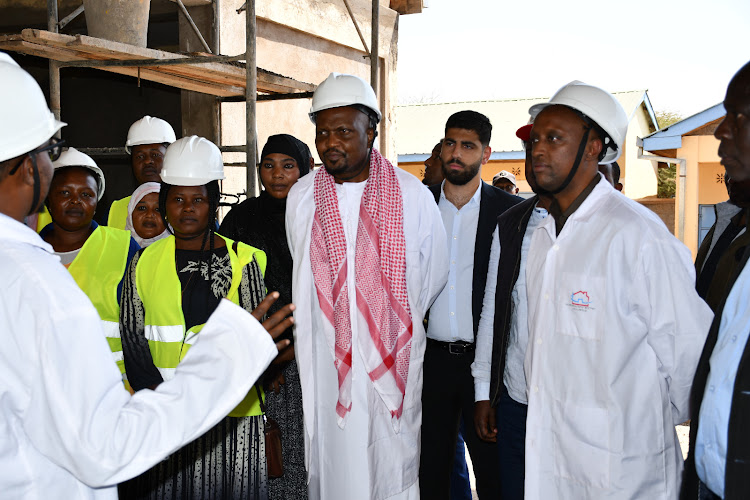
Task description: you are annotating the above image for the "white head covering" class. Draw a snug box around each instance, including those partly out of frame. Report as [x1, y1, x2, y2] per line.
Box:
[124, 182, 170, 247]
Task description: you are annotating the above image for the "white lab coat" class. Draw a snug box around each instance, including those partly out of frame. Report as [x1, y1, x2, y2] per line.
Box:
[524, 179, 713, 499]
[286, 167, 448, 500]
[0, 213, 278, 499]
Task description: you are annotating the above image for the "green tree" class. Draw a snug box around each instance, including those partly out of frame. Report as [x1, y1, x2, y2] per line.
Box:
[656, 110, 683, 129]
[654, 110, 683, 198]
[657, 164, 677, 198]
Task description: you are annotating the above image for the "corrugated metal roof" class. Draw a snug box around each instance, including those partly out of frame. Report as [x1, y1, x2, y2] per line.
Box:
[396, 90, 650, 156]
[639, 103, 725, 152]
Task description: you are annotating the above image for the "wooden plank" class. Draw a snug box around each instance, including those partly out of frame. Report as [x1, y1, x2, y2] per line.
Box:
[389, 0, 423, 15]
[1, 30, 314, 96]
[0, 36, 244, 96]
[22, 30, 247, 85]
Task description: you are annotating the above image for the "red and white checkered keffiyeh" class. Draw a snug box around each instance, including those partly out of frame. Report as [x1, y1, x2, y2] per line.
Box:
[310, 148, 413, 426]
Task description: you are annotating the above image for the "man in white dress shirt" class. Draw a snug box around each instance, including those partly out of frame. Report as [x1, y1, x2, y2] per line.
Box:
[522, 81, 712, 499]
[0, 52, 292, 499]
[472, 123, 551, 500]
[286, 72, 448, 500]
[419, 110, 519, 499]
[682, 59, 750, 500]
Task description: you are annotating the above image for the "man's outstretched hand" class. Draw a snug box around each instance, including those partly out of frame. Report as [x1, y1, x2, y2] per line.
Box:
[251, 292, 295, 352]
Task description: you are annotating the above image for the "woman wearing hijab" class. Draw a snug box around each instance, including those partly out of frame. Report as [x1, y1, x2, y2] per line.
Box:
[220, 133, 312, 500]
[124, 182, 169, 248]
[119, 136, 272, 499]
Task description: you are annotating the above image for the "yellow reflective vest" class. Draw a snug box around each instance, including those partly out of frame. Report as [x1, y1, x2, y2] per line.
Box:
[135, 234, 268, 417]
[36, 206, 52, 233]
[66, 226, 133, 380]
[107, 196, 131, 229]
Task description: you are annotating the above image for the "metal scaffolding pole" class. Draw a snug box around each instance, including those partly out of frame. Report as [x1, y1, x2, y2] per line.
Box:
[370, 0, 379, 96]
[47, 0, 61, 124]
[245, 0, 259, 197]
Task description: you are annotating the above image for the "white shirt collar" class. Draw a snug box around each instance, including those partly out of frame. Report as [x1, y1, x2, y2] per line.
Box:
[0, 212, 54, 253]
[439, 179, 483, 206]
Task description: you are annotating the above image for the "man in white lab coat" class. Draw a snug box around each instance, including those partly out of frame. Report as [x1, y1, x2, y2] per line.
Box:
[0, 52, 293, 500]
[286, 73, 448, 500]
[523, 81, 713, 499]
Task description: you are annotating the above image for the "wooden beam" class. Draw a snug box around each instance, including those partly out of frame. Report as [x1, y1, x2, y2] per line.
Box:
[389, 0, 423, 15]
[0, 30, 315, 97]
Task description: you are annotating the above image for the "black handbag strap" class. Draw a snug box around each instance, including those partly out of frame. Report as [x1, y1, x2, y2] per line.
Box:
[255, 384, 267, 415]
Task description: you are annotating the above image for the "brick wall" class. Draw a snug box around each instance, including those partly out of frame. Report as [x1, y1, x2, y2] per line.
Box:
[637, 196, 676, 235]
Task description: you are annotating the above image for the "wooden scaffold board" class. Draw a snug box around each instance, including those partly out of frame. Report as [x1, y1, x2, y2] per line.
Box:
[0, 29, 315, 97]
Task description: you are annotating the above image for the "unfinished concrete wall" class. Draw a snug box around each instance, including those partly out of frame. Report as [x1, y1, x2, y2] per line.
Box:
[218, 0, 400, 198]
[178, 3, 220, 143]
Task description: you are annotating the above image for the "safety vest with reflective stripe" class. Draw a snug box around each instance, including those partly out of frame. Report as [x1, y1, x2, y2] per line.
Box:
[67, 226, 132, 378]
[136, 234, 268, 417]
[107, 196, 131, 229]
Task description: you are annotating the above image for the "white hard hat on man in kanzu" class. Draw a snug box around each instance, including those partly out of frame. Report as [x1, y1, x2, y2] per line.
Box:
[309, 72, 382, 124]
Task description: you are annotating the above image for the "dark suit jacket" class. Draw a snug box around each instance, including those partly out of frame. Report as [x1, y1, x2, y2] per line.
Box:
[682, 242, 750, 499]
[428, 181, 522, 339]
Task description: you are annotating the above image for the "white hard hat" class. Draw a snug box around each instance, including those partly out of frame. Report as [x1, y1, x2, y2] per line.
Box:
[52, 147, 106, 200]
[125, 115, 176, 154]
[160, 136, 224, 186]
[529, 81, 628, 164]
[0, 52, 66, 163]
[309, 72, 382, 124]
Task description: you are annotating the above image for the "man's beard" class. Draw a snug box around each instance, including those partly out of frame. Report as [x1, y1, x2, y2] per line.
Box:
[442, 158, 481, 186]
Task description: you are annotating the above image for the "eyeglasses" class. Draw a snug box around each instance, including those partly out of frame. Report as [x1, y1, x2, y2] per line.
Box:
[10, 138, 67, 176]
[32, 137, 66, 162]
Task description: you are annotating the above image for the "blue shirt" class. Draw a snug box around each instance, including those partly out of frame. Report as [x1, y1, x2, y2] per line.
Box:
[503, 204, 548, 404]
[427, 181, 482, 342]
[696, 257, 750, 497]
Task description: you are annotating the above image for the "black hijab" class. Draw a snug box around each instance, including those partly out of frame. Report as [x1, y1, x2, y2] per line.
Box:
[260, 134, 312, 177]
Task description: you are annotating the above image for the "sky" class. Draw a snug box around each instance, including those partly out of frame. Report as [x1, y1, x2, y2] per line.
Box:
[397, 0, 750, 121]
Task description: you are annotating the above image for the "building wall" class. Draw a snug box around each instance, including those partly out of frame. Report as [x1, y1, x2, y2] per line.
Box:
[400, 159, 528, 191]
[676, 135, 723, 257]
[621, 106, 658, 199]
[217, 0, 399, 198]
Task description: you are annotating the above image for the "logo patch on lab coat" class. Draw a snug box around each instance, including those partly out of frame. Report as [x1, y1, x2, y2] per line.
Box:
[570, 291, 590, 307]
[567, 290, 595, 313]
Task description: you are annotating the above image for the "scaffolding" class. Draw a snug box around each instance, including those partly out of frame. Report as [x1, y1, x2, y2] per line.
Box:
[0, 0, 384, 197]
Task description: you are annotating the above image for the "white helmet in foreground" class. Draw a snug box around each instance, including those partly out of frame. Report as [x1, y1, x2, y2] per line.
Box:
[309, 72, 382, 124]
[529, 81, 628, 164]
[125, 116, 176, 154]
[0, 52, 66, 163]
[52, 147, 106, 201]
[160, 136, 224, 186]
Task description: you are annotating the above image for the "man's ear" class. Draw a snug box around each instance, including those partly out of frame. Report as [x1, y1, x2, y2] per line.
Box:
[19, 157, 37, 187]
[368, 127, 377, 149]
[587, 136, 603, 161]
[481, 145, 492, 165]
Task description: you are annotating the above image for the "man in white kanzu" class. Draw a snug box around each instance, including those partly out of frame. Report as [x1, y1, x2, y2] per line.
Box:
[0, 52, 293, 499]
[522, 81, 713, 499]
[286, 73, 448, 500]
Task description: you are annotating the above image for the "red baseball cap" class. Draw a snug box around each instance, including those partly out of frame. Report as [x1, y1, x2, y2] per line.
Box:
[516, 124, 532, 142]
